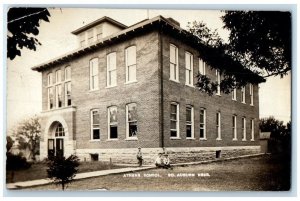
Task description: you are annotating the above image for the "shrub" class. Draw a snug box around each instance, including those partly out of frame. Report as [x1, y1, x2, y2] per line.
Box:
[47, 155, 80, 190]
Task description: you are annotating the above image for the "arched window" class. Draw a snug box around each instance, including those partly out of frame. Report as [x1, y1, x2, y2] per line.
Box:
[55, 123, 65, 137]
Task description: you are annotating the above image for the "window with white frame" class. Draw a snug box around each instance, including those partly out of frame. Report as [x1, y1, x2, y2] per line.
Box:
[232, 88, 237, 100]
[55, 70, 62, 108]
[242, 117, 247, 141]
[170, 103, 179, 138]
[170, 44, 179, 81]
[64, 66, 71, 106]
[108, 106, 118, 139]
[55, 123, 65, 137]
[89, 58, 99, 90]
[186, 106, 194, 138]
[232, 115, 237, 140]
[126, 103, 137, 138]
[79, 33, 85, 47]
[250, 84, 254, 105]
[216, 112, 221, 140]
[216, 70, 221, 95]
[199, 108, 206, 140]
[185, 51, 193, 86]
[91, 109, 100, 140]
[47, 73, 54, 110]
[96, 25, 103, 40]
[199, 58, 206, 75]
[241, 86, 246, 103]
[125, 46, 137, 83]
[87, 29, 94, 44]
[251, 119, 255, 141]
[107, 52, 117, 87]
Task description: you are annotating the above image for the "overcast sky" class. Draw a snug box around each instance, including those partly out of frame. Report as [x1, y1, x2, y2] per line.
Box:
[6, 8, 291, 134]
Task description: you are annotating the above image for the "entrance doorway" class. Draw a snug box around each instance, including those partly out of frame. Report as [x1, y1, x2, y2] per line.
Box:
[48, 122, 65, 158]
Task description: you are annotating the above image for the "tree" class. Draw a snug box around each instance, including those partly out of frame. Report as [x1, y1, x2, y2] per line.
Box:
[47, 155, 80, 190]
[13, 116, 41, 161]
[259, 116, 291, 154]
[6, 153, 32, 183]
[7, 7, 51, 60]
[6, 136, 14, 153]
[187, 11, 291, 95]
[222, 11, 291, 78]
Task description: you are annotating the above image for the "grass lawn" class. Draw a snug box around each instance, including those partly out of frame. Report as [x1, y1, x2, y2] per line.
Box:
[6, 161, 128, 183]
[25, 154, 291, 191]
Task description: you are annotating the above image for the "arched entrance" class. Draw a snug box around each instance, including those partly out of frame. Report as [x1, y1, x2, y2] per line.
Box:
[48, 121, 66, 158]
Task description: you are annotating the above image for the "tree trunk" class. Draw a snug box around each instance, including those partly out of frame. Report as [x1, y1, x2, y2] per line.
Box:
[62, 182, 65, 191]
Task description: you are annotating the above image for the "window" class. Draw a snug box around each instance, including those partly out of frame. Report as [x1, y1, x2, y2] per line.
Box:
[55, 70, 62, 83]
[241, 86, 246, 103]
[47, 73, 53, 86]
[55, 70, 62, 108]
[55, 123, 65, 137]
[48, 88, 54, 110]
[125, 46, 137, 83]
[47, 73, 54, 110]
[89, 58, 99, 90]
[216, 70, 221, 95]
[65, 66, 71, 81]
[170, 44, 179, 81]
[65, 82, 71, 106]
[91, 109, 100, 140]
[186, 106, 194, 138]
[126, 103, 137, 138]
[232, 88, 237, 100]
[108, 106, 118, 139]
[199, 108, 206, 140]
[242, 117, 246, 141]
[170, 103, 179, 138]
[96, 25, 103, 40]
[251, 119, 255, 141]
[88, 29, 94, 43]
[107, 52, 117, 87]
[64, 66, 71, 106]
[216, 112, 221, 140]
[199, 58, 206, 75]
[250, 84, 254, 105]
[185, 52, 193, 86]
[232, 115, 237, 140]
[55, 85, 62, 108]
[79, 33, 85, 47]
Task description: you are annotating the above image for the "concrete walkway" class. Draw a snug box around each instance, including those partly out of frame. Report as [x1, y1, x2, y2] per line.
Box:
[6, 153, 266, 189]
[6, 166, 155, 189]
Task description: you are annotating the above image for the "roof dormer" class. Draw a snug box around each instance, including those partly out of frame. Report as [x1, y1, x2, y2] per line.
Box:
[71, 16, 127, 48]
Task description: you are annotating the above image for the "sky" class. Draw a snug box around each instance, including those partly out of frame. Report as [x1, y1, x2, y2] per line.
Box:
[6, 8, 291, 134]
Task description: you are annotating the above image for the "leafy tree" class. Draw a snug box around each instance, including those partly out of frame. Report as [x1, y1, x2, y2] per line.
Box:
[13, 116, 41, 161]
[222, 11, 291, 78]
[6, 136, 14, 153]
[6, 153, 31, 183]
[187, 11, 291, 95]
[259, 116, 291, 155]
[47, 155, 80, 190]
[7, 7, 51, 60]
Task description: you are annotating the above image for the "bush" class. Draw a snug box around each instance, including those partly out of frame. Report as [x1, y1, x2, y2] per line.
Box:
[47, 155, 80, 190]
[6, 152, 31, 182]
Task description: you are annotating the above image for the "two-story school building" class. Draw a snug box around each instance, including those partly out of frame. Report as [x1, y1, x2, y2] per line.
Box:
[32, 16, 264, 164]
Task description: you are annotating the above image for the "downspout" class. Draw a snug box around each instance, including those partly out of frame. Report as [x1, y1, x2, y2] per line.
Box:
[159, 24, 164, 149]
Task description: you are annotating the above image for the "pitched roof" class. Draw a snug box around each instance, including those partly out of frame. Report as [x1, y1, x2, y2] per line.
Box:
[71, 16, 127, 35]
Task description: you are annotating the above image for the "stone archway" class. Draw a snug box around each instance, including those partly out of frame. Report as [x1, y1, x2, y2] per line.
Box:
[43, 116, 70, 158]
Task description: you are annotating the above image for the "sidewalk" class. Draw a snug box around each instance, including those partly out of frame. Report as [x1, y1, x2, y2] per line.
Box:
[6, 165, 156, 190]
[6, 153, 265, 189]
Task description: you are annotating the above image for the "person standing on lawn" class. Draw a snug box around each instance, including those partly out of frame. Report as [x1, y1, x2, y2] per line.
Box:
[137, 147, 143, 167]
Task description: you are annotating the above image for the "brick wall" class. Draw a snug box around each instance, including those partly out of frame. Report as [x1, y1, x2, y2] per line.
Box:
[160, 33, 260, 148]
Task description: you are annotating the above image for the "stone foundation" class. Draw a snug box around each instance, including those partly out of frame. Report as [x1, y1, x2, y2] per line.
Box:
[75, 146, 261, 165]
